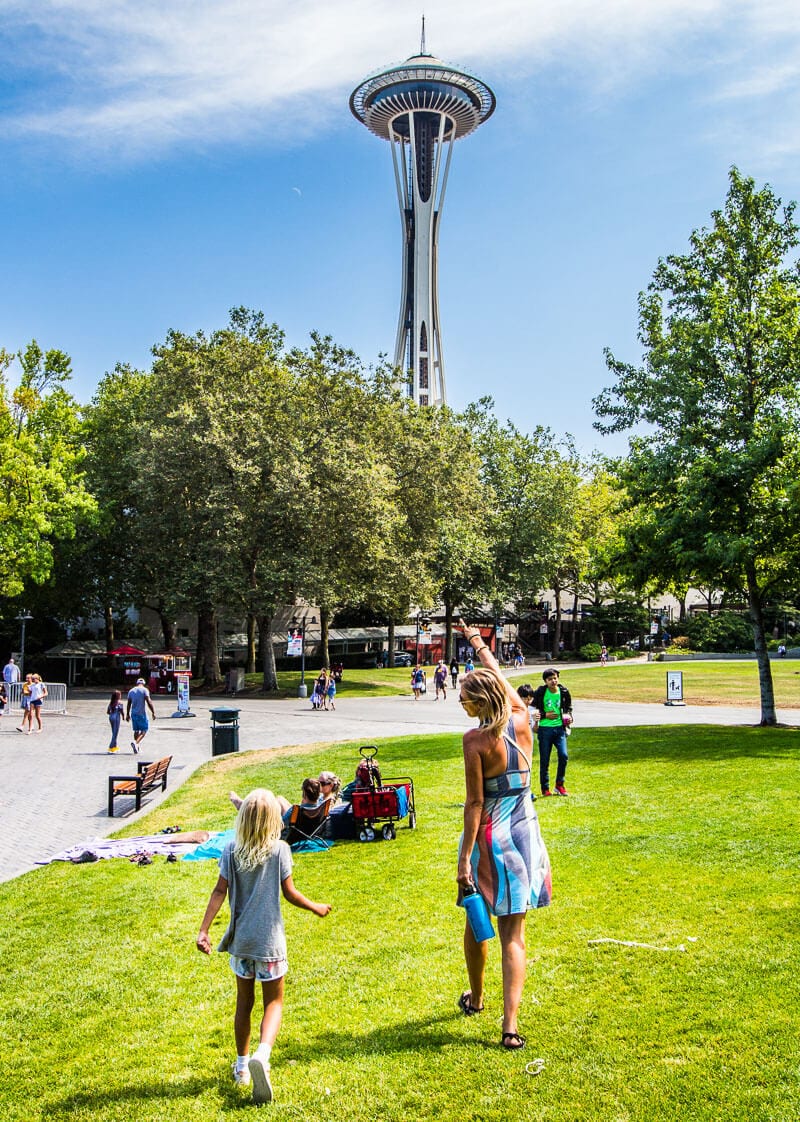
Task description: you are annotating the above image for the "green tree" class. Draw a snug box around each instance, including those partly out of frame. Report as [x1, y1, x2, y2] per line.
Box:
[595, 168, 800, 723]
[479, 416, 578, 613]
[0, 342, 95, 599]
[137, 310, 304, 688]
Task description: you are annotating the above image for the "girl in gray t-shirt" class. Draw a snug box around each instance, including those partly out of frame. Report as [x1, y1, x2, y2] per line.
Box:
[197, 789, 331, 1104]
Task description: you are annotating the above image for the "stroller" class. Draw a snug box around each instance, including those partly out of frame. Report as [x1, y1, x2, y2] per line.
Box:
[350, 746, 416, 842]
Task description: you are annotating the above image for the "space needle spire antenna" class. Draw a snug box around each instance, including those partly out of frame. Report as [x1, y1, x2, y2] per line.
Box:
[350, 39, 495, 406]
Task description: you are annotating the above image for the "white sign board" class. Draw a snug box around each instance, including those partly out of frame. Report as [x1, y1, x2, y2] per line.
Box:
[666, 670, 684, 704]
[287, 630, 303, 657]
[176, 672, 191, 713]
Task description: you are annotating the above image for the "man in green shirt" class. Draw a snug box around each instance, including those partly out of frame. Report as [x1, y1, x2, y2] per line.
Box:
[531, 668, 573, 797]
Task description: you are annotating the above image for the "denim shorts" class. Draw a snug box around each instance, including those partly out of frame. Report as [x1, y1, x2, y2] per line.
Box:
[229, 955, 287, 981]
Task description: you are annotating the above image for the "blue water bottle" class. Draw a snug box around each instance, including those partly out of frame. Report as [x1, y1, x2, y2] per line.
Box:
[462, 885, 495, 942]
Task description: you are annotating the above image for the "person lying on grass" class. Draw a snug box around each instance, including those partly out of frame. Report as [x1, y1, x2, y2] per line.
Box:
[196, 788, 331, 1104]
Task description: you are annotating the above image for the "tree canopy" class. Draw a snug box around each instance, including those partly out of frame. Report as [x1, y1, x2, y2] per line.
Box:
[595, 167, 800, 723]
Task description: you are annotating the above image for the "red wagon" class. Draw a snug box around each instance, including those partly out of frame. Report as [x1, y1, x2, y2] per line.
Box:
[350, 746, 417, 842]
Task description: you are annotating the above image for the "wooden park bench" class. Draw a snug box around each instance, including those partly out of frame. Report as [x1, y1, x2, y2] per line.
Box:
[108, 756, 173, 817]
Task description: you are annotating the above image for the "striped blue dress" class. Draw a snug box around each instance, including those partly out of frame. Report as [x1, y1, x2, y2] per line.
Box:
[460, 718, 552, 916]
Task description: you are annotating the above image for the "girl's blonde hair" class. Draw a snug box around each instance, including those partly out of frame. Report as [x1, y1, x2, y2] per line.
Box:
[233, 789, 283, 871]
[460, 667, 512, 738]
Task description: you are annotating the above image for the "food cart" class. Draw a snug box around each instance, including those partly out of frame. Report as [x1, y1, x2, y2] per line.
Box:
[146, 649, 193, 694]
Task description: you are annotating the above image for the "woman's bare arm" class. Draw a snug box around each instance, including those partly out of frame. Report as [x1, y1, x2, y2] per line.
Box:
[457, 618, 526, 714]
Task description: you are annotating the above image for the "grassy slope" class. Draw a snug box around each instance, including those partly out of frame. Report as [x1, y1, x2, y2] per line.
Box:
[508, 658, 800, 707]
[206, 660, 800, 708]
[2, 727, 799, 1121]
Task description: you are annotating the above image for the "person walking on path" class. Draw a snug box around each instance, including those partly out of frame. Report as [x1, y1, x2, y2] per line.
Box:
[3, 656, 20, 686]
[17, 674, 33, 733]
[455, 620, 551, 1051]
[450, 657, 460, 689]
[532, 668, 573, 797]
[434, 659, 449, 700]
[125, 677, 156, 754]
[411, 665, 425, 700]
[28, 674, 47, 732]
[325, 676, 336, 712]
[196, 789, 331, 1104]
[107, 689, 126, 752]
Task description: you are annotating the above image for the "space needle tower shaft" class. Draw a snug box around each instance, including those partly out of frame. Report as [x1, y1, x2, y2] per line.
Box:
[350, 34, 495, 406]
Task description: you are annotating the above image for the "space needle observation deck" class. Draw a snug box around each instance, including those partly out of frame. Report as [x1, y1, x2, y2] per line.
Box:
[350, 45, 495, 406]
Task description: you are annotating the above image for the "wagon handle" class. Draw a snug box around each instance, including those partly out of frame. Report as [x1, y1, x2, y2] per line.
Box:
[359, 745, 378, 760]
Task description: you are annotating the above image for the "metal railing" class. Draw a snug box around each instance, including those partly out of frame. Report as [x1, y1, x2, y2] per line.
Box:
[5, 681, 68, 714]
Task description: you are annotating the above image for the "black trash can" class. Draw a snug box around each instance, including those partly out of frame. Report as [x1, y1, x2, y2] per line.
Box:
[210, 707, 240, 756]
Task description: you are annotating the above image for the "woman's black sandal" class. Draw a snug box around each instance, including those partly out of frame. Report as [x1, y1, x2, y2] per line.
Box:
[458, 992, 484, 1016]
[501, 1032, 526, 1050]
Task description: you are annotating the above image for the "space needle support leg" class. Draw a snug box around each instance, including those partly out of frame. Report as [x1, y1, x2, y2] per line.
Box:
[390, 130, 411, 378]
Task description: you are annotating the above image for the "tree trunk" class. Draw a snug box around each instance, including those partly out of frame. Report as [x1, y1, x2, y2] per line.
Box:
[570, 591, 579, 649]
[444, 598, 454, 661]
[746, 564, 776, 725]
[258, 614, 278, 691]
[319, 605, 330, 669]
[551, 582, 562, 658]
[159, 612, 177, 650]
[246, 613, 257, 675]
[387, 619, 396, 667]
[104, 605, 115, 651]
[196, 606, 221, 685]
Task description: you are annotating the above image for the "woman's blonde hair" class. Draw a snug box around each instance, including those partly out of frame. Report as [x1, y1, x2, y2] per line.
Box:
[233, 789, 283, 871]
[460, 667, 512, 737]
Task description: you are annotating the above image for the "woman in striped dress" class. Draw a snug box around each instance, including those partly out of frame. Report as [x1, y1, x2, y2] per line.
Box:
[456, 621, 552, 1050]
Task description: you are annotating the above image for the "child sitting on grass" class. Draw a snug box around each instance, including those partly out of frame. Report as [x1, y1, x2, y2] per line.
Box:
[196, 788, 331, 1104]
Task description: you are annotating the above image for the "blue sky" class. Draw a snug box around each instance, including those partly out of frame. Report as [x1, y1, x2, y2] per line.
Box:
[2, 0, 799, 457]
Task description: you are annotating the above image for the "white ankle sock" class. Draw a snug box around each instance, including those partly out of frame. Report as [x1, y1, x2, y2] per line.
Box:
[235, 1054, 250, 1072]
[253, 1044, 272, 1064]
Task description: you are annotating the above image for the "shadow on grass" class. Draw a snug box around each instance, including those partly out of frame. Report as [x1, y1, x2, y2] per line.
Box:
[43, 1015, 507, 1120]
[577, 724, 800, 764]
[284, 1009, 507, 1062]
[44, 1073, 223, 1119]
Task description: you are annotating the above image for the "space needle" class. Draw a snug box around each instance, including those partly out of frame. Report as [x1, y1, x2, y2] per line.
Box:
[350, 30, 495, 406]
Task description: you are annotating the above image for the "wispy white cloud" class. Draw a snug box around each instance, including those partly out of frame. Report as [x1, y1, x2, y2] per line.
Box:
[1, 0, 799, 160]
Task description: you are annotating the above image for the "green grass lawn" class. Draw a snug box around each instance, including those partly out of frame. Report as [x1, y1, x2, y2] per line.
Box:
[3, 726, 799, 1121]
[202, 667, 417, 699]
[508, 658, 800, 709]
[198, 659, 800, 709]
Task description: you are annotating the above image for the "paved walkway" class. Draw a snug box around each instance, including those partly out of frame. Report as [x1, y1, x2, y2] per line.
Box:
[2, 690, 797, 884]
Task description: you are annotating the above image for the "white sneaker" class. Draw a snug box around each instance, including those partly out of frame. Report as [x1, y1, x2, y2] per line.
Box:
[232, 1063, 251, 1087]
[249, 1056, 273, 1103]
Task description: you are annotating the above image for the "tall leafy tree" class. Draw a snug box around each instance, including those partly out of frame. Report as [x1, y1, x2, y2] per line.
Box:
[136, 309, 305, 687]
[0, 342, 95, 599]
[595, 168, 800, 723]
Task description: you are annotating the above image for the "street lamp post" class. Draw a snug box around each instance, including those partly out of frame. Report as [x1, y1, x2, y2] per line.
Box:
[415, 613, 429, 666]
[15, 610, 33, 677]
[291, 616, 317, 699]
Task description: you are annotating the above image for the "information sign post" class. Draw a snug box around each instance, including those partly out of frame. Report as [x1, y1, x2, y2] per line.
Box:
[665, 670, 686, 706]
[171, 671, 195, 718]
